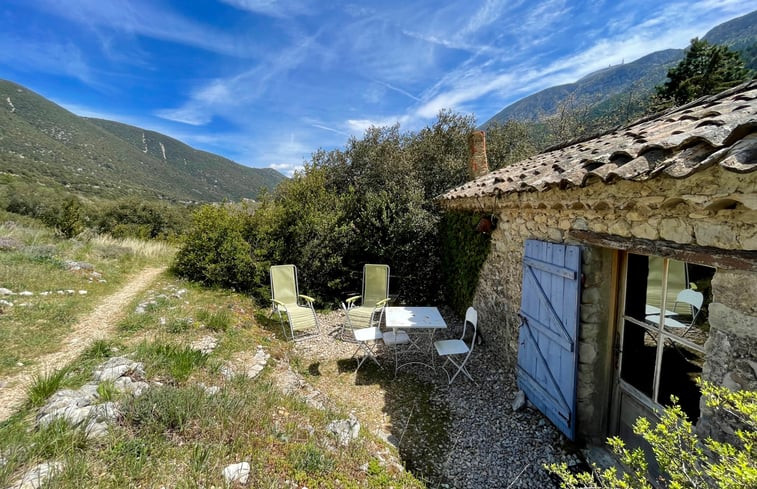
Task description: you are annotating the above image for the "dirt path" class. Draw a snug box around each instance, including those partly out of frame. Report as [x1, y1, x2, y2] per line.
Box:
[0, 266, 166, 422]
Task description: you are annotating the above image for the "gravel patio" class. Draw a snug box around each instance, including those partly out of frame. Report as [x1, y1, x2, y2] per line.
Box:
[291, 309, 583, 489]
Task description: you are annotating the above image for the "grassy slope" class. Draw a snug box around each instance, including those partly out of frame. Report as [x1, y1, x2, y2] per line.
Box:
[0, 215, 427, 488]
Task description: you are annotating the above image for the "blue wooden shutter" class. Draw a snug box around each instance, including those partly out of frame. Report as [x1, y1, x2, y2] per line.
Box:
[517, 240, 581, 440]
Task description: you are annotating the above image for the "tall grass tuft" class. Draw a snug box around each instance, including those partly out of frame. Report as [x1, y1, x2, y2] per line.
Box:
[90, 235, 175, 259]
[137, 343, 207, 382]
[26, 368, 68, 407]
[196, 308, 232, 332]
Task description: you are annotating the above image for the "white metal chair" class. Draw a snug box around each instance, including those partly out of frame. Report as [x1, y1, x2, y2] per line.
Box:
[382, 329, 411, 376]
[434, 307, 477, 384]
[352, 326, 384, 371]
[646, 288, 703, 337]
[340, 302, 383, 371]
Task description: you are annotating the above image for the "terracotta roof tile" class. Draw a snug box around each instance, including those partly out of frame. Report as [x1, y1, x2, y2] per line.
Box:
[440, 81, 757, 202]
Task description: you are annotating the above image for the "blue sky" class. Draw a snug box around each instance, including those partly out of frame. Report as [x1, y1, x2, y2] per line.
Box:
[1, 1, 753, 176]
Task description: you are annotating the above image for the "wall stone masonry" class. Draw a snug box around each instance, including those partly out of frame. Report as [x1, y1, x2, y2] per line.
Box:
[456, 164, 756, 442]
[699, 270, 757, 443]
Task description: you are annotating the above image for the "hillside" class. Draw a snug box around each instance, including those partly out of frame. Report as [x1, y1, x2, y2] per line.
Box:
[0, 79, 284, 202]
[484, 9, 757, 126]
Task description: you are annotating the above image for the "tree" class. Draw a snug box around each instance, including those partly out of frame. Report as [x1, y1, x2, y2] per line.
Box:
[655, 38, 751, 107]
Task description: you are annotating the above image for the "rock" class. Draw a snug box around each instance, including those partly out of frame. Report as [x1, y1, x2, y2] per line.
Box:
[8, 461, 63, 489]
[93, 357, 145, 382]
[84, 421, 109, 440]
[0, 287, 14, 295]
[78, 290, 87, 295]
[0, 237, 21, 251]
[191, 335, 218, 355]
[245, 347, 270, 379]
[63, 261, 94, 271]
[114, 377, 149, 396]
[18, 291, 33, 296]
[0, 299, 13, 307]
[512, 390, 527, 412]
[222, 462, 250, 485]
[327, 414, 360, 446]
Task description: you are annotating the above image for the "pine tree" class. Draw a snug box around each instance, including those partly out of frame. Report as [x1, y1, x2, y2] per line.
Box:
[655, 38, 751, 107]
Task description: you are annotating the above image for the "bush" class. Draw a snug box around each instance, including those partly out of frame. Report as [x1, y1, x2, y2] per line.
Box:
[439, 211, 492, 316]
[173, 204, 256, 290]
[547, 381, 757, 489]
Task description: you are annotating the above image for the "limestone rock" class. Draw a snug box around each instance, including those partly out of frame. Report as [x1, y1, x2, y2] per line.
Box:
[8, 461, 63, 489]
[327, 414, 360, 446]
[512, 390, 526, 412]
[222, 462, 250, 485]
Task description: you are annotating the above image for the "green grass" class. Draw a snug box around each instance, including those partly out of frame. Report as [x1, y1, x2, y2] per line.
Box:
[0, 220, 427, 489]
[0, 217, 174, 377]
[26, 368, 69, 407]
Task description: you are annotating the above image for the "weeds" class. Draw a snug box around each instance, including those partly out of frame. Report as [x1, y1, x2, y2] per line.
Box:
[81, 340, 115, 360]
[136, 343, 207, 382]
[121, 385, 205, 435]
[196, 308, 232, 332]
[26, 368, 68, 407]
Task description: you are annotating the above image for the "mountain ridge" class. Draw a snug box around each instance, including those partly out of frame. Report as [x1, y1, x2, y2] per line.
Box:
[0, 79, 284, 202]
[484, 10, 757, 127]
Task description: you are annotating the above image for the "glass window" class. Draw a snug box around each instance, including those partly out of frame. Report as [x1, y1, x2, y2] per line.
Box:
[619, 254, 714, 422]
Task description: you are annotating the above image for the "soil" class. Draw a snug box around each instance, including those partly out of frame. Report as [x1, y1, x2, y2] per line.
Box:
[0, 266, 166, 422]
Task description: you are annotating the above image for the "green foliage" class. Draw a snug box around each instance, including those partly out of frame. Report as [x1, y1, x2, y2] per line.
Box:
[136, 343, 207, 382]
[290, 442, 334, 474]
[547, 381, 757, 489]
[93, 198, 190, 240]
[173, 204, 257, 290]
[121, 385, 206, 435]
[439, 212, 492, 316]
[26, 368, 69, 407]
[196, 308, 232, 332]
[655, 38, 752, 107]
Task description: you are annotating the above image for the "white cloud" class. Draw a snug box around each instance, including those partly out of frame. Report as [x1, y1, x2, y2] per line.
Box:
[219, 0, 313, 18]
[26, 0, 264, 58]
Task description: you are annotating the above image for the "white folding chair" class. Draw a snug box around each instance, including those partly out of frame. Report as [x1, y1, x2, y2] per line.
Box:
[351, 326, 384, 372]
[646, 288, 703, 337]
[382, 329, 410, 376]
[434, 307, 477, 384]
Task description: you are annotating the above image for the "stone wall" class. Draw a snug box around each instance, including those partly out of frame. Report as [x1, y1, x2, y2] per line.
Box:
[454, 165, 756, 441]
[699, 270, 757, 442]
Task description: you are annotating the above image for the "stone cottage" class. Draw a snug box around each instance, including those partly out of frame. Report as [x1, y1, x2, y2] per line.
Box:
[438, 81, 756, 450]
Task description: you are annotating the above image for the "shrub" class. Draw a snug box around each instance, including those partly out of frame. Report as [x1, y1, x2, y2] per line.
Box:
[547, 381, 757, 488]
[173, 204, 256, 290]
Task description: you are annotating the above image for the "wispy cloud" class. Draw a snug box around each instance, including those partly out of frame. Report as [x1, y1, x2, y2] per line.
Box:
[0, 36, 98, 87]
[219, 0, 313, 18]
[24, 0, 264, 58]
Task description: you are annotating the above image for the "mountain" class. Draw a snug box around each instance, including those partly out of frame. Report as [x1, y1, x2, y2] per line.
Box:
[0, 79, 285, 202]
[484, 10, 757, 126]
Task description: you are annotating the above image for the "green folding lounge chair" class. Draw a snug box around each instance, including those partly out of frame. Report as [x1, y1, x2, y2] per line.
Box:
[270, 265, 320, 341]
[342, 264, 391, 340]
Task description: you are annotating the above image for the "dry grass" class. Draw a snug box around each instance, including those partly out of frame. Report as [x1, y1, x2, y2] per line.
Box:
[88, 235, 175, 259]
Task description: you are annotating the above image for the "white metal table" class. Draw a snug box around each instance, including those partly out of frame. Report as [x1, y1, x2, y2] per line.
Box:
[384, 306, 447, 373]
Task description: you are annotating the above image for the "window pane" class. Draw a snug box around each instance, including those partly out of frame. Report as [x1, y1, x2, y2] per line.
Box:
[620, 320, 656, 397]
[658, 341, 705, 422]
[625, 254, 651, 324]
[664, 264, 714, 348]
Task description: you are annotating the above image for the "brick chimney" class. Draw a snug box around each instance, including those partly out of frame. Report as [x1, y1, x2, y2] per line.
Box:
[468, 130, 489, 179]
